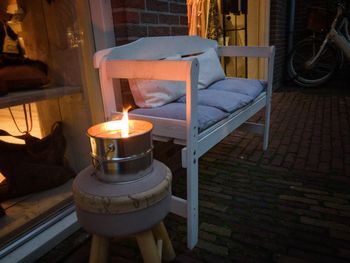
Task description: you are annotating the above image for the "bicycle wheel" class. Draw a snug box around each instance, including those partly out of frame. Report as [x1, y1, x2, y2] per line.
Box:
[287, 37, 342, 87]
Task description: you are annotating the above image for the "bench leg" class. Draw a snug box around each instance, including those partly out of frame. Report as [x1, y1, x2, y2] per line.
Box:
[152, 221, 176, 261]
[136, 230, 161, 263]
[186, 153, 198, 249]
[263, 99, 271, 151]
[89, 234, 109, 263]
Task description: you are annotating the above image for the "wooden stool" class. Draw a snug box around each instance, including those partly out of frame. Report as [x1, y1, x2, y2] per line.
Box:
[73, 160, 175, 263]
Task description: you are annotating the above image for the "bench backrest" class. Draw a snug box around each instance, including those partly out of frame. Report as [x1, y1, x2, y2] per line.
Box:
[94, 36, 218, 67]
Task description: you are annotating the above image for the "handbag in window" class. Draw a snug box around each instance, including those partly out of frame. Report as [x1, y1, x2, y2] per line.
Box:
[0, 118, 75, 200]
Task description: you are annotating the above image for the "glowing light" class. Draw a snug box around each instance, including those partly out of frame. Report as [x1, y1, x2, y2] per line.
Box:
[121, 108, 129, 137]
[0, 173, 5, 184]
[104, 107, 130, 138]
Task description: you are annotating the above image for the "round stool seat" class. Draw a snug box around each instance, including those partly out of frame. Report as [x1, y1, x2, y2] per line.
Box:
[73, 160, 172, 237]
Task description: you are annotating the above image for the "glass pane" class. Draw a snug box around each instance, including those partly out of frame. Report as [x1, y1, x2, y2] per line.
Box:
[0, 0, 91, 248]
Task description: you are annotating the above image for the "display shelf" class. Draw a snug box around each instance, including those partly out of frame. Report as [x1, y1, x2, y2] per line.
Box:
[0, 86, 82, 109]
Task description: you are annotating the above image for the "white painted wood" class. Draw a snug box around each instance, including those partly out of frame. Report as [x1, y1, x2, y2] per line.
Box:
[105, 60, 194, 81]
[185, 59, 199, 249]
[95, 36, 275, 249]
[98, 57, 116, 120]
[89, 0, 115, 51]
[94, 36, 218, 68]
[173, 139, 186, 146]
[170, 196, 187, 218]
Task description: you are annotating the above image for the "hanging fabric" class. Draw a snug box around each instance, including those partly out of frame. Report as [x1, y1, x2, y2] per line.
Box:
[206, 0, 222, 40]
[187, 0, 207, 37]
[187, 0, 223, 40]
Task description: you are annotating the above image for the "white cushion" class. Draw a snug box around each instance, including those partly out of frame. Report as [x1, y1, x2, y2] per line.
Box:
[129, 48, 225, 108]
[183, 48, 225, 90]
[129, 55, 185, 108]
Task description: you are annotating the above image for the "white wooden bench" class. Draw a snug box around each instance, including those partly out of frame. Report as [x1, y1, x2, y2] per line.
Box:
[94, 36, 275, 249]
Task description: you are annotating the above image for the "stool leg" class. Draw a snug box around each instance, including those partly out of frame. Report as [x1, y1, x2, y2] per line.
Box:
[136, 230, 161, 263]
[152, 221, 176, 261]
[89, 234, 109, 263]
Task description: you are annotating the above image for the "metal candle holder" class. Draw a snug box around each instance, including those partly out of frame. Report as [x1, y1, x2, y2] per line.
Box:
[87, 120, 153, 183]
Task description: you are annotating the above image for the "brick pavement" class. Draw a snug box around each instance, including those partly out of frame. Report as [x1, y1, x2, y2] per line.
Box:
[38, 77, 350, 263]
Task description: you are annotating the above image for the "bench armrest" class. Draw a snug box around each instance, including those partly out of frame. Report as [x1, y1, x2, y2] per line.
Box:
[218, 45, 275, 97]
[217, 46, 275, 58]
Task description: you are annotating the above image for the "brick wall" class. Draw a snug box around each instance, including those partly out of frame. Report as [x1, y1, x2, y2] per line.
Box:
[111, 0, 188, 45]
[293, 0, 336, 43]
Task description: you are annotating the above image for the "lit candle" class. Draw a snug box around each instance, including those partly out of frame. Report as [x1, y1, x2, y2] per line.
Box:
[86, 109, 154, 183]
[87, 109, 153, 139]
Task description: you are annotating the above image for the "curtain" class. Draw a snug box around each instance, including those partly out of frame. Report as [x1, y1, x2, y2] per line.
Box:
[187, 0, 222, 41]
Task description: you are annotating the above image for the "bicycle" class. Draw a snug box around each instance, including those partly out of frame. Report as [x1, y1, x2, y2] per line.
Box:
[287, 1, 350, 87]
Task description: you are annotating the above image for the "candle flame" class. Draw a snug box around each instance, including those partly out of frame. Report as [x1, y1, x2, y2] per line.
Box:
[121, 108, 129, 137]
[0, 173, 5, 184]
[104, 107, 130, 138]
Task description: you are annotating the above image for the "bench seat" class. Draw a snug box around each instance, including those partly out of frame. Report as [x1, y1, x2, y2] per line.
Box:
[131, 77, 265, 132]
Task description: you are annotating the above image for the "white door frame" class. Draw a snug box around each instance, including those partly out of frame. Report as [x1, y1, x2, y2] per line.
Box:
[89, 0, 115, 50]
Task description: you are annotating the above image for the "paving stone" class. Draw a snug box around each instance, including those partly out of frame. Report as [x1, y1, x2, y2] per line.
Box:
[199, 230, 216, 242]
[202, 254, 232, 263]
[174, 254, 204, 263]
[288, 248, 349, 263]
[267, 179, 303, 186]
[199, 184, 222, 193]
[200, 190, 232, 200]
[279, 195, 319, 205]
[197, 239, 229, 256]
[300, 216, 350, 232]
[199, 223, 231, 237]
[310, 205, 339, 216]
[330, 229, 350, 241]
[334, 192, 350, 199]
[303, 193, 348, 204]
[274, 253, 310, 263]
[324, 202, 350, 211]
[289, 186, 329, 195]
[278, 205, 321, 218]
[199, 200, 228, 212]
[337, 248, 350, 259]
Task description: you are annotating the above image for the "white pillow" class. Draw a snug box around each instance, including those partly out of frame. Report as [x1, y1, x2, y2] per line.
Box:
[129, 48, 225, 108]
[183, 48, 225, 90]
[129, 55, 185, 108]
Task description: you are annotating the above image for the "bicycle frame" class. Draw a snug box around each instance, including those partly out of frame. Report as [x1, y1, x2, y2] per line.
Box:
[306, 5, 350, 67]
[330, 16, 350, 59]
